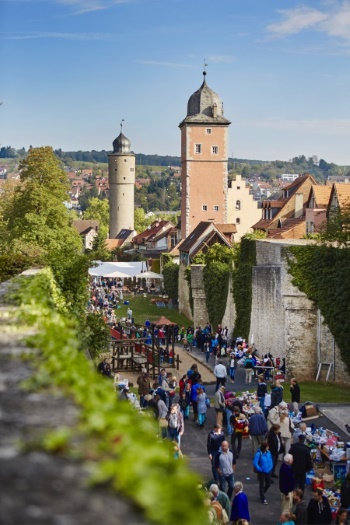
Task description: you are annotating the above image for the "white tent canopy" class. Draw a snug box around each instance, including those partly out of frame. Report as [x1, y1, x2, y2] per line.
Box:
[89, 261, 145, 278]
[135, 271, 163, 280]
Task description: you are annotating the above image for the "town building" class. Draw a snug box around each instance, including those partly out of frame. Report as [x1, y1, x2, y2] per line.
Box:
[108, 128, 135, 239]
[305, 185, 332, 234]
[179, 71, 231, 239]
[227, 174, 261, 240]
[72, 219, 99, 250]
[252, 174, 316, 238]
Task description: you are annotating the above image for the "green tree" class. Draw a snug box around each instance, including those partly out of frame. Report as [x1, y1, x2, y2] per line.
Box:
[320, 202, 350, 246]
[3, 147, 81, 256]
[83, 197, 109, 239]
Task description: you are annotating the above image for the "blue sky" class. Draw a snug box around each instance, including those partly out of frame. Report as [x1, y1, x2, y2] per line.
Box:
[1, 0, 350, 164]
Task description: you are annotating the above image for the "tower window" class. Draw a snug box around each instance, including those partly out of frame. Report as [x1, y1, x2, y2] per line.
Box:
[115, 169, 117, 172]
[236, 218, 240, 224]
[123, 177, 126, 180]
[236, 200, 241, 210]
[213, 205, 219, 212]
[124, 159, 127, 162]
[212, 146, 218, 154]
[206, 128, 212, 134]
[202, 205, 208, 211]
[130, 168, 134, 172]
[195, 144, 202, 154]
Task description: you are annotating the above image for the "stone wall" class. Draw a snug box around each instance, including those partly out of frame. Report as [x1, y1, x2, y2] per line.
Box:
[0, 277, 149, 525]
[222, 272, 236, 334]
[178, 263, 193, 321]
[250, 239, 350, 383]
[190, 265, 209, 328]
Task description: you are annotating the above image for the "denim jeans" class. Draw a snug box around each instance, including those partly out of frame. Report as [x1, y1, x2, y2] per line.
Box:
[229, 367, 235, 380]
[225, 408, 233, 435]
[219, 473, 234, 499]
[257, 472, 271, 502]
[168, 427, 179, 443]
[211, 451, 220, 482]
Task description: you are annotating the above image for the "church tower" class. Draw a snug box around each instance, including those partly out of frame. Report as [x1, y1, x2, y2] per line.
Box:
[179, 71, 231, 238]
[108, 126, 135, 238]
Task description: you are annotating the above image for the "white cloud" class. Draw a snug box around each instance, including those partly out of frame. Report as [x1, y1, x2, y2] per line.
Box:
[237, 117, 350, 136]
[267, 6, 328, 36]
[267, 1, 350, 43]
[56, 0, 134, 15]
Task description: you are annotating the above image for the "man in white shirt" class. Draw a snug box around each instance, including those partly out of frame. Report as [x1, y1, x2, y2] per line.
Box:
[214, 360, 227, 391]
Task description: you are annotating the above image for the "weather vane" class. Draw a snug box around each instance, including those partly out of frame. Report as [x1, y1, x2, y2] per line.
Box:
[120, 119, 124, 132]
[203, 60, 208, 77]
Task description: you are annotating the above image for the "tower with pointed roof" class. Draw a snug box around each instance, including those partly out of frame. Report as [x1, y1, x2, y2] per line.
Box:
[108, 125, 135, 238]
[179, 71, 231, 238]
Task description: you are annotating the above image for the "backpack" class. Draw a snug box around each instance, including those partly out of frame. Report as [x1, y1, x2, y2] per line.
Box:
[234, 418, 246, 432]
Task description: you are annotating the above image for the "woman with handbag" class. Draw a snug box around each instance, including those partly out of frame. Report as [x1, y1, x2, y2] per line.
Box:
[267, 423, 285, 479]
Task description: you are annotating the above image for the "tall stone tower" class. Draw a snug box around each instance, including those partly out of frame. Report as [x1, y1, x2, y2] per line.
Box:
[108, 127, 135, 238]
[179, 71, 231, 239]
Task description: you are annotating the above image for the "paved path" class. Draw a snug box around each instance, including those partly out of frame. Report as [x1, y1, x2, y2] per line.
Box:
[180, 345, 350, 525]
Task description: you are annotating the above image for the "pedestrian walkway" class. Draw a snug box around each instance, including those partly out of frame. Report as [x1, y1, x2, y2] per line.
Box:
[180, 349, 350, 525]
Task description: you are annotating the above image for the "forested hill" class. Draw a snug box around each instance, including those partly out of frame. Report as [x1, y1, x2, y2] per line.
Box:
[1, 147, 349, 182]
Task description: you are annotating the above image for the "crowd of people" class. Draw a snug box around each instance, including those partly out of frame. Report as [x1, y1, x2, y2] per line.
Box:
[95, 309, 349, 525]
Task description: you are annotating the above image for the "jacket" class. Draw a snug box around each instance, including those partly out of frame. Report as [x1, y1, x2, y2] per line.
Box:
[307, 496, 332, 525]
[207, 430, 225, 455]
[289, 442, 313, 475]
[267, 430, 284, 456]
[279, 462, 295, 495]
[230, 491, 250, 522]
[253, 449, 273, 473]
[290, 383, 300, 403]
[294, 499, 308, 525]
[214, 389, 226, 410]
[249, 413, 268, 436]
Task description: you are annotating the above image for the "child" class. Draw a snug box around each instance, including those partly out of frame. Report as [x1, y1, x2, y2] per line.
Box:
[231, 413, 248, 458]
[179, 392, 190, 420]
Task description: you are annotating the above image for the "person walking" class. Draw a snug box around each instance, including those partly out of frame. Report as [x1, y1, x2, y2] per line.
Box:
[230, 481, 250, 524]
[197, 387, 208, 429]
[253, 440, 273, 504]
[289, 434, 313, 492]
[207, 424, 226, 483]
[231, 413, 248, 459]
[167, 403, 184, 446]
[215, 440, 236, 499]
[307, 488, 332, 525]
[244, 354, 255, 385]
[214, 386, 226, 427]
[208, 484, 231, 519]
[136, 371, 151, 408]
[267, 423, 284, 479]
[268, 401, 294, 453]
[293, 488, 308, 525]
[229, 350, 235, 383]
[279, 453, 295, 514]
[257, 375, 268, 412]
[249, 406, 268, 455]
[290, 378, 300, 416]
[214, 360, 227, 391]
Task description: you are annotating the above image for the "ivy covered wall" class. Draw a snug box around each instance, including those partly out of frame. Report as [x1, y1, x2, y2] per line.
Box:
[288, 244, 350, 375]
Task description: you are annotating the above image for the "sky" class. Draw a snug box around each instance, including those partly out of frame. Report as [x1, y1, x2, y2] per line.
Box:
[1, 0, 350, 165]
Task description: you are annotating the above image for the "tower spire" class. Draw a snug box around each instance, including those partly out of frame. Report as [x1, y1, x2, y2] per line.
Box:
[203, 60, 208, 79]
[120, 118, 124, 133]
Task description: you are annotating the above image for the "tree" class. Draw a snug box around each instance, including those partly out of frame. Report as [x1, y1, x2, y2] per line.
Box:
[3, 147, 81, 256]
[83, 197, 109, 239]
[320, 202, 350, 246]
